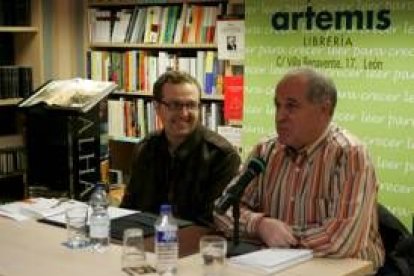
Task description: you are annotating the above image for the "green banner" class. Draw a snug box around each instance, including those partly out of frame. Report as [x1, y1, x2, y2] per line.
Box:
[244, 0, 414, 229]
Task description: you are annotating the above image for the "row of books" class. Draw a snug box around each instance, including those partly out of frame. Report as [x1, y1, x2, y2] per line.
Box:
[200, 101, 223, 131]
[107, 98, 160, 139]
[89, 4, 219, 44]
[0, 149, 25, 176]
[88, 50, 222, 96]
[0, 0, 31, 26]
[107, 98, 223, 139]
[0, 66, 32, 99]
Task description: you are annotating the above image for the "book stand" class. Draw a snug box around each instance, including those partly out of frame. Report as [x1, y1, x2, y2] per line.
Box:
[19, 79, 116, 200]
[23, 105, 101, 200]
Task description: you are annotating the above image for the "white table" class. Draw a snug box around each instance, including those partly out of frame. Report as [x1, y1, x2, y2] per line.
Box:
[0, 217, 373, 276]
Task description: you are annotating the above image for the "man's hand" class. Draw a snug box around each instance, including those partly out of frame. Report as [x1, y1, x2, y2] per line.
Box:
[257, 217, 298, 247]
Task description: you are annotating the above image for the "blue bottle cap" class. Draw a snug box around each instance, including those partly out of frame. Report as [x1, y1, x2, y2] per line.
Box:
[95, 182, 105, 189]
[160, 204, 172, 214]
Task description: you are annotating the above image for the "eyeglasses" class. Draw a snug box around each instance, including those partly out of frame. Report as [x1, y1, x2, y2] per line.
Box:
[159, 100, 200, 112]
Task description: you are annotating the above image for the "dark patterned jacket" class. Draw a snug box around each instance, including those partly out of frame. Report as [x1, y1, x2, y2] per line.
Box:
[120, 125, 241, 225]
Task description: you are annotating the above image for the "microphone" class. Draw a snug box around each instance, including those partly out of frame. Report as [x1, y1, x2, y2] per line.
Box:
[215, 157, 266, 215]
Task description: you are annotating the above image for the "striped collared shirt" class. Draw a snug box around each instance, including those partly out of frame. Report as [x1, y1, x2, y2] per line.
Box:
[215, 124, 385, 270]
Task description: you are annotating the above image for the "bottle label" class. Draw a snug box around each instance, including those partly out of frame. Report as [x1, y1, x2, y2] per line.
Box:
[156, 230, 177, 243]
[90, 221, 110, 238]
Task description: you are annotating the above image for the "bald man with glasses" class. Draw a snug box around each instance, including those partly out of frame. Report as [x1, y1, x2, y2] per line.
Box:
[121, 70, 241, 225]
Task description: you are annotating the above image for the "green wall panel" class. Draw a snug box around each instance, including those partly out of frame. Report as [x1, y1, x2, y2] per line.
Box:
[244, 0, 414, 229]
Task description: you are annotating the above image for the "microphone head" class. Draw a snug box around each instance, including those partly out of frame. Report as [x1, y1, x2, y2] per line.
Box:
[247, 157, 266, 175]
[214, 157, 266, 215]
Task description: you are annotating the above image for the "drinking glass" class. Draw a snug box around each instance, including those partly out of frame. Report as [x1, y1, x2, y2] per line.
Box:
[122, 228, 155, 274]
[199, 235, 227, 276]
[65, 205, 89, 249]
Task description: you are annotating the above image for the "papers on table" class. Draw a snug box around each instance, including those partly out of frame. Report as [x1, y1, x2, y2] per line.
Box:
[0, 198, 137, 223]
[45, 205, 138, 225]
[0, 201, 30, 221]
[0, 198, 79, 221]
[229, 248, 313, 275]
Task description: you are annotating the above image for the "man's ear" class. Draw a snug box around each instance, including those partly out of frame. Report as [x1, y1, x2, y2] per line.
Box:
[154, 101, 161, 114]
[320, 99, 332, 117]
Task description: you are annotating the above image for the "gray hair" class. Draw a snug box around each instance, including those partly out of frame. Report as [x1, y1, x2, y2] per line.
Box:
[278, 67, 337, 115]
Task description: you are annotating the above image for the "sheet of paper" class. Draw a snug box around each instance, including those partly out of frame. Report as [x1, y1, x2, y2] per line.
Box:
[45, 204, 138, 225]
[0, 198, 137, 224]
[0, 198, 73, 221]
[21, 198, 84, 218]
[0, 202, 30, 221]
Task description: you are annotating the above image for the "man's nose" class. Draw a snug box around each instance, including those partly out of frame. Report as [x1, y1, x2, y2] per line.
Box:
[276, 109, 283, 121]
[276, 108, 288, 122]
[178, 105, 191, 115]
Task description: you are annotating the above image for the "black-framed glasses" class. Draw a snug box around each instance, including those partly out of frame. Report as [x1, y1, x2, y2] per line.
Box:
[159, 100, 200, 112]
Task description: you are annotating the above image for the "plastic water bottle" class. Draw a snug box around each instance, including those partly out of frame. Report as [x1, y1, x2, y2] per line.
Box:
[89, 183, 110, 252]
[155, 204, 178, 275]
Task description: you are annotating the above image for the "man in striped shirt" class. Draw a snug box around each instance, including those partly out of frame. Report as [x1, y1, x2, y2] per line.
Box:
[214, 67, 385, 271]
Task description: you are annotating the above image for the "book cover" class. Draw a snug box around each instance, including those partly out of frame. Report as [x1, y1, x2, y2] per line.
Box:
[130, 8, 147, 43]
[174, 4, 187, 43]
[18, 78, 117, 113]
[114, 9, 133, 43]
[204, 51, 216, 95]
[89, 9, 111, 43]
[144, 6, 162, 43]
[182, 5, 193, 43]
[125, 6, 139, 43]
[158, 6, 169, 43]
[217, 19, 245, 60]
[223, 75, 243, 121]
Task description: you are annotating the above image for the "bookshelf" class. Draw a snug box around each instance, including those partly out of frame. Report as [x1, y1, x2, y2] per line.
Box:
[0, 101, 26, 202]
[0, 0, 43, 201]
[86, 0, 236, 182]
[0, 26, 38, 32]
[0, 0, 44, 88]
[90, 43, 217, 49]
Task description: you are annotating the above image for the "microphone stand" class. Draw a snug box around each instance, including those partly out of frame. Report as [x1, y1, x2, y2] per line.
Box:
[233, 197, 241, 248]
[226, 198, 260, 257]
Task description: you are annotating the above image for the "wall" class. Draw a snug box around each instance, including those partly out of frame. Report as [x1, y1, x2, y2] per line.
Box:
[244, 0, 414, 228]
[42, 0, 85, 82]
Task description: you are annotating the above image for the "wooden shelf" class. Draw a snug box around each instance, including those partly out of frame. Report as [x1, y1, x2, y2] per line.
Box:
[90, 42, 217, 50]
[0, 172, 24, 180]
[0, 26, 38, 33]
[89, 0, 238, 178]
[88, 0, 227, 7]
[0, 135, 24, 150]
[112, 91, 153, 97]
[201, 94, 224, 101]
[0, 98, 23, 106]
[0, 0, 42, 202]
[109, 136, 142, 143]
[112, 91, 223, 101]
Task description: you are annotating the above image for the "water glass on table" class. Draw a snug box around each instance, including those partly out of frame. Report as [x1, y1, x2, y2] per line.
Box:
[122, 228, 155, 275]
[200, 235, 227, 276]
[65, 205, 89, 249]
